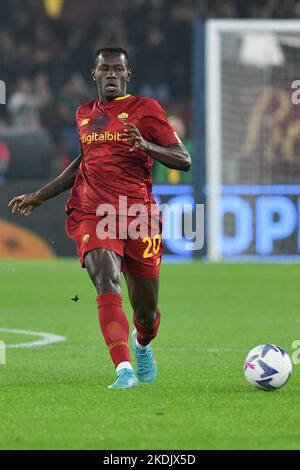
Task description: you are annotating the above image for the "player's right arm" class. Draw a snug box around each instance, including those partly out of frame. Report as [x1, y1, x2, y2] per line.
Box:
[8, 151, 83, 216]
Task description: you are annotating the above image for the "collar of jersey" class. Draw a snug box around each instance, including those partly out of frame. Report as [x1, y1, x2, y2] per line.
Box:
[98, 94, 132, 109]
[114, 94, 131, 101]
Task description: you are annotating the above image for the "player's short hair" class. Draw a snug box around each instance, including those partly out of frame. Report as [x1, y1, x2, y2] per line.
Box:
[93, 46, 130, 68]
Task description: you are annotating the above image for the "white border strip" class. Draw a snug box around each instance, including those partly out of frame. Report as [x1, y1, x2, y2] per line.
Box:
[0, 328, 66, 349]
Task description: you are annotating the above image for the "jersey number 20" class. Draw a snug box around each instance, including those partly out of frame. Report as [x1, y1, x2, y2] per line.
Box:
[143, 235, 162, 258]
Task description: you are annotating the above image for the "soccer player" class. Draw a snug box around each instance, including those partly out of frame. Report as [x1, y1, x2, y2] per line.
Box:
[8, 46, 191, 389]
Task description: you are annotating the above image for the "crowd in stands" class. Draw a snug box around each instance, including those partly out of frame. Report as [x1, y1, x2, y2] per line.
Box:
[1, 0, 300, 179]
[0, 0, 197, 176]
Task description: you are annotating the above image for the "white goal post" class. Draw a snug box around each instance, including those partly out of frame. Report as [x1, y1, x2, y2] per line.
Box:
[206, 20, 300, 261]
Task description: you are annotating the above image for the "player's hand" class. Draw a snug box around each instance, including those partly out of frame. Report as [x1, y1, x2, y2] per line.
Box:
[8, 192, 43, 216]
[122, 123, 148, 152]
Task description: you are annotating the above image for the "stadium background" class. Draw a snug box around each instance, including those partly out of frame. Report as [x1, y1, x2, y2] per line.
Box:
[2, 0, 300, 261]
[0, 0, 197, 262]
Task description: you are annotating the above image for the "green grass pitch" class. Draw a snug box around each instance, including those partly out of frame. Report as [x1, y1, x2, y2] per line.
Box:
[0, 259, 300, 450]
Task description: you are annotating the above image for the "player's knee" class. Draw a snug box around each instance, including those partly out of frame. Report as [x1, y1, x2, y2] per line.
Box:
[94, 270, 121, 295]
[135, 305, 157, 325]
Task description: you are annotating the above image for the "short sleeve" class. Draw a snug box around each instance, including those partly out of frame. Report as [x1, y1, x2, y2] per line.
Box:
[139, 99, 181, 147]
[75, 105, 84, 130]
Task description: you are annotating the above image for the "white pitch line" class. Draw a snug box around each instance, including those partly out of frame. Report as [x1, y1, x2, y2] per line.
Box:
[0, 328, 66, 349]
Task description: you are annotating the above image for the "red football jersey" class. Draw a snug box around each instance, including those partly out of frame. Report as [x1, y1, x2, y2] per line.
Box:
[66, 94, 180, 215]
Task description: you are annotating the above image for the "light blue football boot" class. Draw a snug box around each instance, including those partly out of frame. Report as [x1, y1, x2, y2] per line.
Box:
[132, 330, 157, 383]
[108, 368, 138, 389]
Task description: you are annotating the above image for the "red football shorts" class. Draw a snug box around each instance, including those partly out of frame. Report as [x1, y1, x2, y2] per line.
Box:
[66, 210, 163, 279]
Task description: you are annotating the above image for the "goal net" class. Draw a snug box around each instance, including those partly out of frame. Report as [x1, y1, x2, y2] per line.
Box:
[206, 20, 300, 260]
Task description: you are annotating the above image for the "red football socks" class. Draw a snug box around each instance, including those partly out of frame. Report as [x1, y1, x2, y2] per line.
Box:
[133, 309, 161, 347]
[97, 293, 131, 368]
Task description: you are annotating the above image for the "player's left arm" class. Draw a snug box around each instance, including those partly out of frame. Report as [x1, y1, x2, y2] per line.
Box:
[123, 123, 191, 172]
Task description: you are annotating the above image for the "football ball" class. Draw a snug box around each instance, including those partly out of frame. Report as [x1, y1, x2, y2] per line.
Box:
[244, 344, 292, 391]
